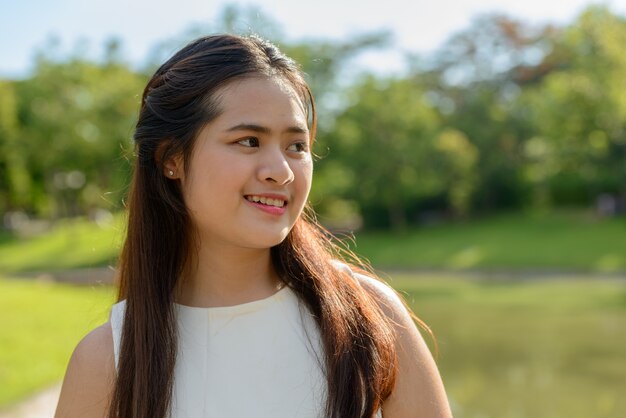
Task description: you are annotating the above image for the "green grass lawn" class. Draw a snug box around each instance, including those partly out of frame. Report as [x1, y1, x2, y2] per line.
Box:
[0, 278, 114, 409]
[1, 273, 624, 418]
[0, 210, 624, 274]
[0, 215, 124, 274]
[353, 210, 626, 272]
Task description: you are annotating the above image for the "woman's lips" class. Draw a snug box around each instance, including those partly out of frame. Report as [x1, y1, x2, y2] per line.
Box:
[244, 194, 288, 215]
[244, 198, 287, 215]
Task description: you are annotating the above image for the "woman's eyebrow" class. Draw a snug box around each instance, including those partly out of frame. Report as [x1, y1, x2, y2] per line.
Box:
[225, 123, 308, 134]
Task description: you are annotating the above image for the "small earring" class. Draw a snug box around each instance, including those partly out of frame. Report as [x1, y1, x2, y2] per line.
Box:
[168, 170, 174, 177]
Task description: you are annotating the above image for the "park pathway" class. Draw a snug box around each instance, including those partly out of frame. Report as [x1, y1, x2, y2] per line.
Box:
[0, 384, 60, 418]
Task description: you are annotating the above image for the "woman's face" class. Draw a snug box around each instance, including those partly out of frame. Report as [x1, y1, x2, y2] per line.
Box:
[173, 76, 313, 250]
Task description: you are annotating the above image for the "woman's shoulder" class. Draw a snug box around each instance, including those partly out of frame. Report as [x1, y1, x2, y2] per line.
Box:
[332, 261, 406, 320]
[68, 322, 115, 366]
[55, 322, 115, 418]
[334, 261, 453, 417]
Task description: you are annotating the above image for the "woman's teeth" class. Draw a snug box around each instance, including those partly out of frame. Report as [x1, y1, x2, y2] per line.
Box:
[246, 195, 285, 208]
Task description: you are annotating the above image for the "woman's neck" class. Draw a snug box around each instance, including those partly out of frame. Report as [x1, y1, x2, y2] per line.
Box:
[175, 242, 282, 308]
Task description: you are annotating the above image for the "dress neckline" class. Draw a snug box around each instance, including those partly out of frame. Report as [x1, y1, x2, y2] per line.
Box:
[173, 285, 292, 316]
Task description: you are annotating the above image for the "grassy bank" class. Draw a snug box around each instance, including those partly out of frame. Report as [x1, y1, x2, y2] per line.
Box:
[0, 215, 123, 274]
[353, 211, 626, 272]
[0, 210, 624, 275]
[0, 278, 114, 408]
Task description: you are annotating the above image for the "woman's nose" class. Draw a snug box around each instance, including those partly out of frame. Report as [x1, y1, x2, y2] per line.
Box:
[258, 148, 295, 185]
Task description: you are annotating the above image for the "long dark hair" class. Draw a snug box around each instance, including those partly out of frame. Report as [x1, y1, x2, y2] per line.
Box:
[111, 34, 398, 418]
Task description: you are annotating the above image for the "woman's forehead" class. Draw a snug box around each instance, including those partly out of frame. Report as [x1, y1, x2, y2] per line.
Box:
[211, 77, 309, 129]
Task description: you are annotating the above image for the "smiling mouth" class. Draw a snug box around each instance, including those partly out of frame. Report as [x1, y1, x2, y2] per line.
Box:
[245, 195, 287, 208]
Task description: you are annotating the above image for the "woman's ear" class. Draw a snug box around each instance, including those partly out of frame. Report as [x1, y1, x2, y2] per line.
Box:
[163, 156, 183, 179]
[155, 141, 183, 179]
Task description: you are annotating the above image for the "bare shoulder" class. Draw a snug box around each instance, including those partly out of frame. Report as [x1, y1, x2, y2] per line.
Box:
[354, 272, 453, 418]
[353, 272, 407, 319]
[55, 322, 115, 418]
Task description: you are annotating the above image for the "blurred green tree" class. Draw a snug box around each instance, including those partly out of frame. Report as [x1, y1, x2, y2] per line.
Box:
[418, 13, 563, 211]
[2, 4, 625, 229]
[10, 43, 146, 218]
[520, 6, 626, 207]
[317, 76, 478, 230]
[0, 80, 32, 213]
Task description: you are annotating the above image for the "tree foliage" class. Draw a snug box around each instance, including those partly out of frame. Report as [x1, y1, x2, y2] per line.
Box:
[5, 48, 146, 218]
[519, 6, 626, 206]
[313, 74, 482, 230]
[1, 5, 625, 230]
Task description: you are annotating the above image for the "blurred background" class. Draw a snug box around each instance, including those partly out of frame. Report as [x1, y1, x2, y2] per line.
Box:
[1, 1, 625, 417]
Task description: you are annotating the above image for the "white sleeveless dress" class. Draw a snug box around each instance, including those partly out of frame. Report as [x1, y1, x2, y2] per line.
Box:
[110, 285, 383, 418]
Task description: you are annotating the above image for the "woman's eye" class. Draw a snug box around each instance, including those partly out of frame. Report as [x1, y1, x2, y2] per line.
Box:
[237, 137, 259, 147]
[287, 142, 308, 153]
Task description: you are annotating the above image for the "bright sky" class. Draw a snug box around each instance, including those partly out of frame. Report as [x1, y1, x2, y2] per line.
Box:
[1, 0, 625, 78]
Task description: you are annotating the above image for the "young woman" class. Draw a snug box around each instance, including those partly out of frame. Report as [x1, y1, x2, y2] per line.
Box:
[55, 34, 452, 418]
